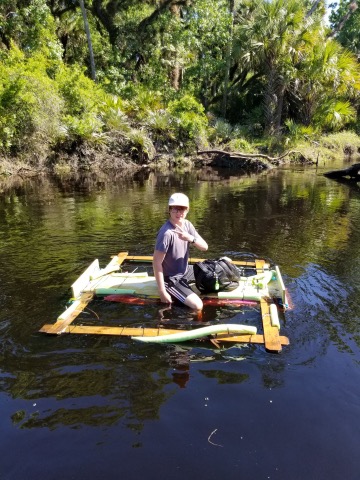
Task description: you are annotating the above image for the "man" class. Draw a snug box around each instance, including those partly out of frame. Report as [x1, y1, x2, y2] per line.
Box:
[153, 193, 208, 311]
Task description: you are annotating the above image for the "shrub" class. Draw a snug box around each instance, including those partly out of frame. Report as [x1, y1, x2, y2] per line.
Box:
[0, 47, 63, 156]
[127, 128, 156, 162]
[167, 94, 208, 147]
[55, 64, 106, 143]
[228, 138, 253, 152]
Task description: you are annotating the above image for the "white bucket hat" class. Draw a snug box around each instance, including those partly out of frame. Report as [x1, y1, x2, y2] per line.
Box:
[168, 193, 189, 208]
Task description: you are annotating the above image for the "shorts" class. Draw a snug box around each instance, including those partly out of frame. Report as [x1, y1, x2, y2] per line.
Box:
[164, 266, 196, 305]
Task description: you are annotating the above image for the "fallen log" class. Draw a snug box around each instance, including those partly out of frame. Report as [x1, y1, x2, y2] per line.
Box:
[323, 163, 360, 180]
[197, 149, 308, 165]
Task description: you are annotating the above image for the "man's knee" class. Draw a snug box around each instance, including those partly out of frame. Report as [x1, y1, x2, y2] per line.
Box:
[185, 293, 203, 311]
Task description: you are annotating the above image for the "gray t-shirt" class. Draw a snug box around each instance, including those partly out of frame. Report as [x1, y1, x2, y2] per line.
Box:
[155, 219, 198, 277]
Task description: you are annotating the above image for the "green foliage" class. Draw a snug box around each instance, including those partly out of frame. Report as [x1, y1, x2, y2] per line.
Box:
[314, 99, 356, 131]
[127, 128, 156, 162]
[179, 0, 231, 101]
[168, 95, 208, 150]
[0, 46, 63, 155]
[99, 95, 131, 134]
[124, 86, 165, 121]
[0, 0, 62, 59]
[319, 131, 360, 151]
[228, 137, 253, 152]
[56, 4, 113, 80]
[55, 64, 106, 142]
[2, 0, 360, 164]
[146, 110, 176, 143]
[167, 95, 208, 146]
[210, 118, 233, 143]
[329, 1, 360, 54]
[284, 119, 318, 144]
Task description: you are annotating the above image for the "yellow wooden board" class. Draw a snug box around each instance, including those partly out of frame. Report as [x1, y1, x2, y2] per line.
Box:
[260, 298, 283, 352]
[122, 253, 264, 268]
[39, 324, 289, 346]
[40, 292, 94, 335]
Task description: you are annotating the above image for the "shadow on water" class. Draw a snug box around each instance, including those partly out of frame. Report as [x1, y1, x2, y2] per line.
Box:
[1, 164, 360, 479]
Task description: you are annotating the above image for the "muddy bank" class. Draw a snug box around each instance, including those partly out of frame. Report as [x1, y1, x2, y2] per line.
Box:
[0, 144, 274, 181]
[2, 131, 358, 190]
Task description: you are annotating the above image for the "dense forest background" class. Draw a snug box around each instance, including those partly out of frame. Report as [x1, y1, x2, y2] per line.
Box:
[1, 0, 360, 171]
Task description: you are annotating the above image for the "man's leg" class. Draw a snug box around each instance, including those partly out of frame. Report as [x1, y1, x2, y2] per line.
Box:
[165, 275, 203, 311]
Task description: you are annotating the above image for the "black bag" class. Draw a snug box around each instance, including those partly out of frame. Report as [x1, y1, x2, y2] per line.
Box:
[193, 257, 242, 294]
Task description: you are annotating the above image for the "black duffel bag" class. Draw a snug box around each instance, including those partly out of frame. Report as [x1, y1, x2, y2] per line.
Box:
[193, 257, 242, 294]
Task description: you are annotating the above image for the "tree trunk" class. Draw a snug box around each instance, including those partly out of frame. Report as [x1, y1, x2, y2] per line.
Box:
[264, 58, 278, 135]
[324, 163, 360, 179]
[79, 0, 96, 82]
[274, 82, 285, 132]
[327, 1, 358, 38]
[264, 56, 286, 136]
[91, 0, 120, 47]
[221, 0, 235, 117]
[169, 4, 181, 90]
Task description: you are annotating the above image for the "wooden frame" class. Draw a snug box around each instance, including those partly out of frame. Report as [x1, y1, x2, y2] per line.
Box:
[39, 252, 290, 353]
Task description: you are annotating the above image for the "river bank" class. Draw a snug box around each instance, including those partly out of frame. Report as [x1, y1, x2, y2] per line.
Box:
[1, 131, 360, 184]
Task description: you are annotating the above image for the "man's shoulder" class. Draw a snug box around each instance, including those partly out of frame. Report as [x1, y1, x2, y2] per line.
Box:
[184, 219, 195, 231]
[157, 220, 174, 236]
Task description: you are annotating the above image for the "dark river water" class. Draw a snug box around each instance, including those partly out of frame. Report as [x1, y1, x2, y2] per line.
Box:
[0, 160, 359, 480]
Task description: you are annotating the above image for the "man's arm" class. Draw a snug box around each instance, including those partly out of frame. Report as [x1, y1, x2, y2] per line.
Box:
[153, 250, 172, 304]
[173, 225, 208, 252]
[191, 233, 208, 252]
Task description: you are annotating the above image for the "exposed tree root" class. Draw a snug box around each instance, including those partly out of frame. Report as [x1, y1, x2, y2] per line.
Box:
[197, 149, 308, 165]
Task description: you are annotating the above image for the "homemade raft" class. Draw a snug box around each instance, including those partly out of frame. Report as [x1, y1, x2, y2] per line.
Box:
[39, 252, 290, 353]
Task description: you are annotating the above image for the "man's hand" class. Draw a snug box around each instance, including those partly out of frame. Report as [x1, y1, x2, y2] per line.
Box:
[160, 290, 172, 304]
[174, 225, 193, 242]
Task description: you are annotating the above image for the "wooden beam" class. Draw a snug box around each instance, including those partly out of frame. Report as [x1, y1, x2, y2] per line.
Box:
[39, 292, 94, 335]
[260, 298, 282, 352]
[214, 332, 289, 345]
[71, 259, 99, 298]
[255, 258, 265, 273]
[113, 251, 129, 266]
[39, 323, 289, 346]
[120, 254, 261, 268]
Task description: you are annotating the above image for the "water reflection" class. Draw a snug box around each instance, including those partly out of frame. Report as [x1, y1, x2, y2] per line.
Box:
[4, 341, 269, 430]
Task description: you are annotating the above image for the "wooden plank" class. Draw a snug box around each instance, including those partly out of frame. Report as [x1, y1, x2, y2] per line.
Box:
[89, 264, 120, 281]
[40, 292, 94, 335]
[275, 265, 286, 306]
[214, 333, 289, 345]
[71, 259, 99, 298]
[39, 325, 196, 337]
[39, 324, 289, 345]
[111, 272, 149, 277]
[255, 258, 265, 273]
[121, 254, 260, 268]
[112, 252, 129, 266]
[69, 326, 181, 336]
[72, 253, 129, 298]
[260, 298, 282, 352]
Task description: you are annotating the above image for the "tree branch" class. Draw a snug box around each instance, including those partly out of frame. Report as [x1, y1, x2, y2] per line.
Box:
[197, 149, 307, 164]
[327, 1, 358, 38]
[137, 0, 189, 33]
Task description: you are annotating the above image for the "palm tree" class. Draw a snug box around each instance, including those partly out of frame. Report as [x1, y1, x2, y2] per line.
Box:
[236, 0, 310, 135]
[290, 36, 360, 130]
